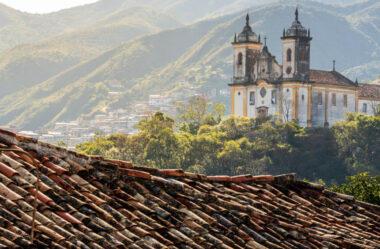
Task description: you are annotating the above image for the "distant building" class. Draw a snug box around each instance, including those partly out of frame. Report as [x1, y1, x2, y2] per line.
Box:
[39, 131, 67, 144]
[229, 9, 380, 127]
[18, 131, 39, 139]
[149, 95, 172, 106]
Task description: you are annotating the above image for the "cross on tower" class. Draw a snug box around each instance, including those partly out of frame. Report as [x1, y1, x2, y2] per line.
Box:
[264, 36, 267, 46]
[333, 60, 336, 71]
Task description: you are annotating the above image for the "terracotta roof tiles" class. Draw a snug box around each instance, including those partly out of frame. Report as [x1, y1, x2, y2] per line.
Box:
[359, 83, 380, 99]
[310, 70, 356, 87]
[0, 129, 379, 248]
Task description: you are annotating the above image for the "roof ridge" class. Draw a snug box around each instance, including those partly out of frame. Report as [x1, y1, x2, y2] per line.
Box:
[0, 128, 299, 184]
[3, 127, 380, 216]
[1, 131, 380, 247]
[331, 70, 355, 85]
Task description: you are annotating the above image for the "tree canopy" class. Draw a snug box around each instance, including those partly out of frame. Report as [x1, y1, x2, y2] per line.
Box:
[77, 98, 380, 187]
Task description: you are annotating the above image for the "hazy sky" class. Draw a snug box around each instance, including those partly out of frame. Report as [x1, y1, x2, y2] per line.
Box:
[0, 0, 99, 13]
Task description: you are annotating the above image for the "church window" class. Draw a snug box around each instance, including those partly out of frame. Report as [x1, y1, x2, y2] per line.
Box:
[363, 103, 367, 113]
[301, 94, 305, 101]
[271, 90, 277, 104]
[343, 94, 347, 107]
[260, 87, 267, 97]
[300, 48, 306, 60]
[287, 49, 292, 62]
[286, 66, 292, 74]
[238, 53, 243, 65]
[249, 91, 255, 105]
[332, 93, 336, 106]
[238, 92, 241, 96]
[318, 92, 322, 105]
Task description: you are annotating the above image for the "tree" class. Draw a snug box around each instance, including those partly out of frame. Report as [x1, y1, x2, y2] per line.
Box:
[218, 115, 256, 140]
[282, 90, 292, 122]
[76, 106, 378, 187]
[144, 128, 188, 169]
[184, 129, 224, 174]
[177, 96, 208, 133]
[177, 96, 226, 134]
[217, 139, 245, 175]
[333, 113, 380, 175]
[369, 100, 379, 115]
[76, 134, 114, 156]
[137, 111, 174, 136]
[57, 140, 67, 147]
[330, 172, 380, 205]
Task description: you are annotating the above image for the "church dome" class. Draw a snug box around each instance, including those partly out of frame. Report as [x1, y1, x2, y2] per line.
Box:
[236, 14, 259, 43]
[283, 8, 309, 38]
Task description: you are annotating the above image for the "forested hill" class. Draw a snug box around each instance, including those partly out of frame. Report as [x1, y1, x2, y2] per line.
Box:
[0, 0, 380, 129]
[0, 6, 180, 98]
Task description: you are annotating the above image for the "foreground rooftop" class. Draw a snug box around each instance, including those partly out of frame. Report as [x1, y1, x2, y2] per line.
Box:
[0, 129, 379, 248]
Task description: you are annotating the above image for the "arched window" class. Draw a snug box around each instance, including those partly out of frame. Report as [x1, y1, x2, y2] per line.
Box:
[237, 52, 243, 65]
[287, 49, 292, 62]
[249, 91, 255, 105]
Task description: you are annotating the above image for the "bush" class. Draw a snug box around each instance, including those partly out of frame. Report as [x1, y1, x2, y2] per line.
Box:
[330, 172, 380, 205]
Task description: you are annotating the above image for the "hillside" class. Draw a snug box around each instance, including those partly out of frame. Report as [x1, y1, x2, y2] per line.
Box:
[0, 0, 366, 51]
[0, 1, 125, 50]
[0, 15, 226, 129]
[0, 6, 180, 98]
[1, 0, 380, 129]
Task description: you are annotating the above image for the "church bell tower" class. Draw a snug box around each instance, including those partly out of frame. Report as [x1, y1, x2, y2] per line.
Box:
[232, 14, 262, 84]
[281, 8, 312, 81]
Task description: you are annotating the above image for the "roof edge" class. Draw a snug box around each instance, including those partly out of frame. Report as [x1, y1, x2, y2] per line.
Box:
[1, 128, 379, 213]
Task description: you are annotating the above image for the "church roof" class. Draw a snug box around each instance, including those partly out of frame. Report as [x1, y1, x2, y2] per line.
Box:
[359, 83, 380, 99]
[0, 129, 379, 248]
[235, 14, 260, 44]
[310, 70, 357, 87]
[283, 8, 310, 39]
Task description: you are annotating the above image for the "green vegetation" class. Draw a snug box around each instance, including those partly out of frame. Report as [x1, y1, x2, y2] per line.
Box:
[77, 97, 380, 187]
[331, 173, 380, 205]
[332, 113, 380, 174]
[0, 6, 181, 99]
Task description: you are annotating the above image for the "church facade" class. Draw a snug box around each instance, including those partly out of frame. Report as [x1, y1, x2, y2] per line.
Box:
[229, 9, 380, 127]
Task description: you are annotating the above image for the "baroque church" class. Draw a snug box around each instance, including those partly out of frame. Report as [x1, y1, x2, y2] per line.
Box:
[229, 9, 380, 127]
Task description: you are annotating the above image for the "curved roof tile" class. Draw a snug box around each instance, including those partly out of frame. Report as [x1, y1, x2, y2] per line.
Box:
[0, 129, 378, 248]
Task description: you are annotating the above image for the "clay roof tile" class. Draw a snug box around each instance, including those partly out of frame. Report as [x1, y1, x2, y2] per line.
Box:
[0, 129, 379, 248]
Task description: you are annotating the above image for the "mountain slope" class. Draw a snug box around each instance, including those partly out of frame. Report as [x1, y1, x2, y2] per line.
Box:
[0, 1, 123, 50]
[0, 6, 180, 98]
[1, 1, 380, 129]
[0, 15, 226, 129]
[0, 0, 368, 51]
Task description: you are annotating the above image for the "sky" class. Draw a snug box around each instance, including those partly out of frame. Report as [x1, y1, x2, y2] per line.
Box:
[0, 0, 99, 13]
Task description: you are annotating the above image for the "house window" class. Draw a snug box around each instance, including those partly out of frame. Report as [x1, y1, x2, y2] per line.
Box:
[332, 93, 336, 106]
[249, 91, 255, 105]
[318, 92, 322, 105]
[343, 94, 347, 107]
[238, 53, 243, 65]
[271, 90, 277, 104]
[287, 49, 292, 62]
[363, 103, 367, 113]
